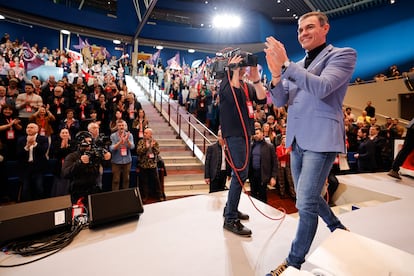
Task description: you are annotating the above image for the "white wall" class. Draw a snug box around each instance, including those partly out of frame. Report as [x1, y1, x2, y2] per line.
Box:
[344, 78, 411, 121]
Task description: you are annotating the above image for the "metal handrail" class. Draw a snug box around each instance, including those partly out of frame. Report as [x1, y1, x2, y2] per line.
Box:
[134, 76, 216, 161]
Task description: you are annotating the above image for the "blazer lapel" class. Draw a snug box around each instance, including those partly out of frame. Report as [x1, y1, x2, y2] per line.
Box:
[306, 44, 334, 71]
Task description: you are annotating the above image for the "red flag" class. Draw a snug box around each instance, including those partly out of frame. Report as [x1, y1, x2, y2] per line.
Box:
[66, 48, 83, 64]
[22, 42, 44, 71]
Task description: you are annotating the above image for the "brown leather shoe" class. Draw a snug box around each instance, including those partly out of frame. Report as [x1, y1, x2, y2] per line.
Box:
[387, 169, 402, 180]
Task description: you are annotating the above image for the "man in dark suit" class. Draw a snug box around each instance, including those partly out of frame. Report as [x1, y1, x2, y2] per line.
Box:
[17, 123, 49, 201]
[248, 127, 278, 203]
[204, 130, 231, 193]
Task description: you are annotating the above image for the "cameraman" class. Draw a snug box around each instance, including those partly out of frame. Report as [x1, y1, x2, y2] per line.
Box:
[220, 51, 267, 237]
[62, 132, 111, 203]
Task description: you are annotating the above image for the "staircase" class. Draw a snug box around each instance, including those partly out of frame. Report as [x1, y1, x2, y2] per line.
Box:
[128, 77, 209, 197]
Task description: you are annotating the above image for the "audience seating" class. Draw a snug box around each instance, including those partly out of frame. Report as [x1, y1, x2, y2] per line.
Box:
[5, 156, 140, 202]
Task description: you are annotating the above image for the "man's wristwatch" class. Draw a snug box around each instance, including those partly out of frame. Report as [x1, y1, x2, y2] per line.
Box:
[281, 60, 290, 74]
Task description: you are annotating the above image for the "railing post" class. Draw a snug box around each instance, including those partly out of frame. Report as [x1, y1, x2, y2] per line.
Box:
[168, 98, 171, 126]
[176, 114, 181, 139]
[159, 91, 163, 114]
[192, 128, 196, 157]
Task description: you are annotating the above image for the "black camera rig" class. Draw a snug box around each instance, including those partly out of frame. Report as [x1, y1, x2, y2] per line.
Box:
[211, 48, 258, 79]
[75, 131, 110, 164]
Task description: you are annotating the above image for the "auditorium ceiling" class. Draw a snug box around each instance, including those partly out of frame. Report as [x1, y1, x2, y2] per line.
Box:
[0, 0, 394, 53]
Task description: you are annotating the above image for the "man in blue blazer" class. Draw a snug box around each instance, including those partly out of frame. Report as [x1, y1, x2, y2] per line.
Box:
[264, 11, 356, 275]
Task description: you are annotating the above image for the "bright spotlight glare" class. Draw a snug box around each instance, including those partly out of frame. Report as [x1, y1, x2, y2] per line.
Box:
[213, 14, 241, 29]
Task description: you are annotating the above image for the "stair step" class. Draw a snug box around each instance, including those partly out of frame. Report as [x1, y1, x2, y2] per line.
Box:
[163, 156, 199, 164]
[165, 173, 204, 182]
[165, 162, 204, 171]
[160, 150, 194, 157]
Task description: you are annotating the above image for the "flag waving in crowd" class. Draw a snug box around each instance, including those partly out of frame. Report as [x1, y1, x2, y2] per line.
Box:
[149, 49, 161, 65]
[22, 42, 44, 71]
[167, 52, 181, 70]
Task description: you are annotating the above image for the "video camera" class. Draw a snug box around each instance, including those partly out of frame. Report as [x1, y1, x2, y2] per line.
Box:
[211, 48, 258, 79]
[75, 131, 110, 164]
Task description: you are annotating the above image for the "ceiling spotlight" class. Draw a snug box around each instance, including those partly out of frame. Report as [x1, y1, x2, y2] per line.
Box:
[188, 49, 195, 53]
[156, 45, 164, 50]
[113, 39, 121, 44]
[60, 29, 70, 35]
[0, 15, 5, 20]
[390, 0, 395, 3]
[213, 14, 241, 29]
[286, 8, 290, 12]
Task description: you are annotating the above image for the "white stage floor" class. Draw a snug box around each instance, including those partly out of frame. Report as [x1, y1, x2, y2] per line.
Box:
[1, 173, 414, 275]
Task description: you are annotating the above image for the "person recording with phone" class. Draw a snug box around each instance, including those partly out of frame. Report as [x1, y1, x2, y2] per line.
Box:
[218, 49, 267, 237]
[264, 11, 356, 275]
[110, 120, 134, 191]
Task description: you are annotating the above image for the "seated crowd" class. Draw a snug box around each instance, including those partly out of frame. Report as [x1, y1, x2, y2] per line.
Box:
[0, 33, 165, 204]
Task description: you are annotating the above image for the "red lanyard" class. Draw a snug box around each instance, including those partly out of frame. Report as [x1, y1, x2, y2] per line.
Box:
[242, 82, 251, 101]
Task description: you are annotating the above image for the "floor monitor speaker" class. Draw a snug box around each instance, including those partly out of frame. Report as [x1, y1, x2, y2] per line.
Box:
[88, 188, 144, 228]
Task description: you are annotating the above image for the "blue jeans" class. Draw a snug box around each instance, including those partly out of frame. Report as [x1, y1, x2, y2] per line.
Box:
[287, 140, 346, 269]
[224, 136, 250, 221]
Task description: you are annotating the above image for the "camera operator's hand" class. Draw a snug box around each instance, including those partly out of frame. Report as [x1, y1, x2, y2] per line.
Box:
[80, 154, 90, 164]
[228, 55, 243, 70]
[228, 55, 243, 88]
[103, 151, 111, 161]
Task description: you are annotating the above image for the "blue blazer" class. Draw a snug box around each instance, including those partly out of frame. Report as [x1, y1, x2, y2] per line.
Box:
[270, 45, 356, 153]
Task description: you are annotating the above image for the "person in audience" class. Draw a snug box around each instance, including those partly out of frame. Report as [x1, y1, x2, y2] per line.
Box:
[0, 85, 15, 108]
[356, 110, 371, 125]
[17, 123, 49, 201]
[29, 105, 56, 157]
[264, 11, 354, 274]
[0, 104, 23, 160]
[369, 124, 387, 172]
[204, 129, 231, 193]
[50, 128, 76, 197]
[109, 120, 134, 191]
[364, 100, 376, 118]
[276, 135, 296, 199]
[124, 92, 142, 130]
[344, 107, 355, 122]
[136, 128, 164, 202]
[110, 109, 125, 133]
[94, 93, 110, 135]
[354, 127, 376, 173]
[15, 82, 43, 128]
[248, 127, 278, 203]
[131, 108, 149, 148]
[47, 85, 69, 133]
[392, 118, 405, 138]
[388, 117, 414, 179]
[59, 108, 80, 140]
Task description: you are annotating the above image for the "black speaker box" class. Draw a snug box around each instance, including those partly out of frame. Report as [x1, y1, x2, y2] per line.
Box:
[0, 195, 72, 245]
[88, 188, 144, 228]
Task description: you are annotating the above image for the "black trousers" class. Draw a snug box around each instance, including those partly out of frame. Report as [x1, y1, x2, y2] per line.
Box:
[209, 170, 227, 193]
[249, 169, 267, 203]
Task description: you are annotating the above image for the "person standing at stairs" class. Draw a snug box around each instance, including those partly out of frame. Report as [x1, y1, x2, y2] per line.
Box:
[204, 129, 231, 193]
[220, 51, 267, 237]
[136, 128, 164, 201]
